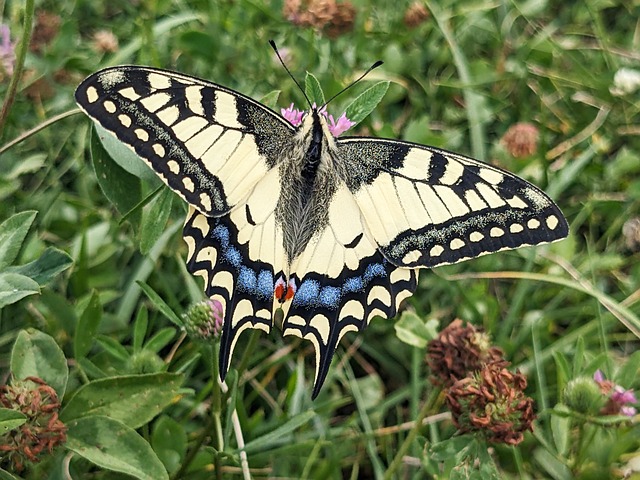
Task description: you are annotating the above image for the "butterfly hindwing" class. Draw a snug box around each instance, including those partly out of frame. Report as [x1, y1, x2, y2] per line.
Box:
[183, 166, 286, 376]
[75, 66, 294, 216]
[337, 138, 569, 268]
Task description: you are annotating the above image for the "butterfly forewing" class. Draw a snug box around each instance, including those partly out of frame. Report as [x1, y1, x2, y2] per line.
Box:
[75, 66, 294, 216]
[337, 138, 568, 268]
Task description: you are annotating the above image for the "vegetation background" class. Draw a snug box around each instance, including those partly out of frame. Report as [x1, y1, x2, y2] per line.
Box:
[0, 0, 638, 478]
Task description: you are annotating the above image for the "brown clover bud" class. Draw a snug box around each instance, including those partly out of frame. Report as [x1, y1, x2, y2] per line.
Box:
[0, 377, 67, 472]
[283, 0, 356, 37]
[30, 11, 61, 53]
[500, 122, 540, 158]
[404, 2, 430, 29]
[427, 319, 504, 388]
[93, 30, 119, 54]
[445, 362, 536, 445]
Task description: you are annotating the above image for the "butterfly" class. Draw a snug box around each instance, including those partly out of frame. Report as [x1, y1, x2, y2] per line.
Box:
[75, 64, 568, 398]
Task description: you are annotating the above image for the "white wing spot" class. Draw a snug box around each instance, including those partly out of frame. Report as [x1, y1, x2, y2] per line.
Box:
[337, 324, 359, 343]
[402, 250, 421, 264]
[430, 245, 444, 257]
[200, 193, 212, 212]
[147, 72, 172, 89]
[469, 231, 484, 242]
[118, 87, 140, 101]
[390, 268, 413, 283]
[287, 315, 306, 327]
[186, 86, 205, 116]
[86, 86, 98, 103]
[440, 159, 464, 185]
[153, 144, 166, 157]
[310, 314, 331, 344]
[118, 114, 131, 127]
[134, 129, 149, 142]
[479, 168, 504, 185]
[465, 189, 487, 211]
[546, 215, 559, 230]
[450, 238, 465, 250]
[156, 105, 180, 126]
[527, 218, 541, 229]
[490, 227, 505, 238]
[103, 100, 116, 113]
[167, 160, 180, 174]
[368, 286, 391, 307]
[214, 91, 242, 128]
[339, 300, 365, 321]
[507, 195, 528, 209]
[183, 177, 195, 192]
[510, 223, 524, 233]
[140, 92, 171, 113]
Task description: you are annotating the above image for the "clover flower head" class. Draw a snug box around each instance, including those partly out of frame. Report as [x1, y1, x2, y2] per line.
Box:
[281, 102, 355, 136]
[593, 370, 637, 417]
[183, 299, 224, 341]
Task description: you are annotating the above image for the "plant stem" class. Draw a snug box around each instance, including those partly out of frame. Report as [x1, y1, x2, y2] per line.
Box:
[0, 0, 35, 139]
[211, 342, 224, 480]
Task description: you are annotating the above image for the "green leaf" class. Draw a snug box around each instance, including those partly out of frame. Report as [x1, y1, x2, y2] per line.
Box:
[0, 468, 21, 480]
[140, 187, 173, 255]
[533, 447, 572, 480]
[93, 124, 158, 182]
[61, 373, 183, 429]
[394, 311, 438, 348]
[344, 81, 389, 125]
[305, 73, 325, 106]
[152, 415, 187, 474]
[0, 408, 27, 432]
[243, 409, 316, 454]
[137, 281, 184, 327]
[260, 90, 281, 110]
[143, 328, 177, 354]
[550, 404, 571, 456]
[90, 127, 143, 227]
[133, 306, 149, 353]
[74, 290, 102, 360]
[0, 211, 37, 269]
[7, 247, 73, 285]
[0, 272, 40, 308]
[96, 335, 130, 362]
[66, 415, 169, 480]
[10, 329, 68, 399]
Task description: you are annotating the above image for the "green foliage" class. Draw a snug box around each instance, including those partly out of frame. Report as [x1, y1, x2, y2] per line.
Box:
[0, 0, 638, 478]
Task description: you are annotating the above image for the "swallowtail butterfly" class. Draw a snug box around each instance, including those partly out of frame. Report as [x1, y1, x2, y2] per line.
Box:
[76, 64, 568, 398]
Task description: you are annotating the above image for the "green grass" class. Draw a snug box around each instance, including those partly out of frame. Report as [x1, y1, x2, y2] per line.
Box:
[1, 0, 639, 478]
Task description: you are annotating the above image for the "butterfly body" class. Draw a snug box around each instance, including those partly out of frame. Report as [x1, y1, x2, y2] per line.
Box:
[76, 66, 568, 397]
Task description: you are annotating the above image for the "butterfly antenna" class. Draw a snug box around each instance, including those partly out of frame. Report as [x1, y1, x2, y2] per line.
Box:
[269, 40, 313, 110]
[321, 60, 383, 110]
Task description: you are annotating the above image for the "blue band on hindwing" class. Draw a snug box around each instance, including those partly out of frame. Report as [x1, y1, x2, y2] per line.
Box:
[183, 211, 276, 381]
